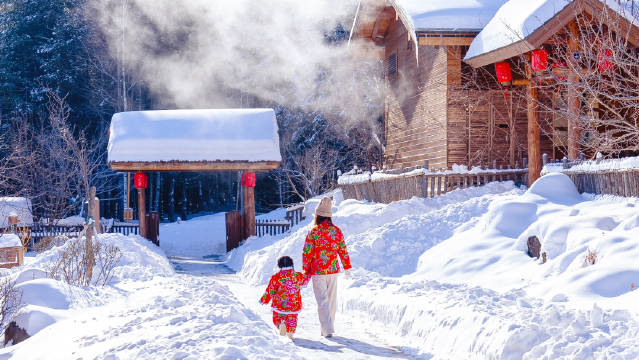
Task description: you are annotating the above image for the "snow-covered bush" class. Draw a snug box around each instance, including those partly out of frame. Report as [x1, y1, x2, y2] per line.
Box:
[0, 277, 22, 337]
[47, 235, 121, 287]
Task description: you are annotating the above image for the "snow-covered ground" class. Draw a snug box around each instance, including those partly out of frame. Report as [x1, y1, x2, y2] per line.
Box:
[3, 174, 639, 359]
[160, 213, 227, 257]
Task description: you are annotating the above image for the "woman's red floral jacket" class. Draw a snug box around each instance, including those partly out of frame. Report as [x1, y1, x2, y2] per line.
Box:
[260, 268, 310, 314]
[302, 222, 352, 276]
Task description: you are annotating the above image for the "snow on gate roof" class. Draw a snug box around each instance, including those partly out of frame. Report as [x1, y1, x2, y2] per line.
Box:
[107, 109, 282, 172]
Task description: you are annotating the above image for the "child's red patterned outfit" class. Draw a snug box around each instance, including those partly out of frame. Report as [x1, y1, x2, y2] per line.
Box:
[260, 267, 310, 333]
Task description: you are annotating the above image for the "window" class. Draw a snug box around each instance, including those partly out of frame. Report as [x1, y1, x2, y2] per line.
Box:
[387, 53, 397, 76]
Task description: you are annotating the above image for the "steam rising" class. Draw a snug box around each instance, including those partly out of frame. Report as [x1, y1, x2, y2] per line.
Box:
[94, 0, 383, 126]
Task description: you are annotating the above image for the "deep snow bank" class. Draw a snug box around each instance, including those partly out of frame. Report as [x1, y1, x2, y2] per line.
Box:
[230, 174, 639, 358]
[7, 233, 174, 339]
[416, 173, 639, 307]
[227, 181, 521, 284]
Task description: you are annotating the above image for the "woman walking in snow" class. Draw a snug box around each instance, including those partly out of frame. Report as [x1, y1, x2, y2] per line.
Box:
[302, 197, 352, 338]
[260, 256, 310, 339]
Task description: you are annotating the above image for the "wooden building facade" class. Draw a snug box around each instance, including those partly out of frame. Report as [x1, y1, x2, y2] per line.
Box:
[351, 0, 639, 184]
[351, 0, 538, 171]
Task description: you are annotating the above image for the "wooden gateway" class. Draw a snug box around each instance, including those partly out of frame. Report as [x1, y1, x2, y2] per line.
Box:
[350, 0, 639, 185]
[107, 108, 282, 250]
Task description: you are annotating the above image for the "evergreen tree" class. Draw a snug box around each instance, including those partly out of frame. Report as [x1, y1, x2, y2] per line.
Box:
[0, 0, 91, 125]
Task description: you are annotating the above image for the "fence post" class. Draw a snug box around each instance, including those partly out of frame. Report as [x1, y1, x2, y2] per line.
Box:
[542, 153, 548, 166]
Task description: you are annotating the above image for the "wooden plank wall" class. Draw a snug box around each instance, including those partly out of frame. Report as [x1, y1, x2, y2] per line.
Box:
[447, 87, 554, 169]
[383, 17, 448, 170]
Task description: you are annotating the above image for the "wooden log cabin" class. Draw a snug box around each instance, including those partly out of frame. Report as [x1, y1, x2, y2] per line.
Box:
[464, 0, 639, 183]
[350, 0, 639, 184]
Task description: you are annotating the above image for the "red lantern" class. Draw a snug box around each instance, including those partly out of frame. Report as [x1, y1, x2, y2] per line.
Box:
[495, 61, 512, 86]
[597, 48, 614, 72]
[531, 49, 548, 73]
[134, 172, 147, 189]
[241, 172, 256, 188]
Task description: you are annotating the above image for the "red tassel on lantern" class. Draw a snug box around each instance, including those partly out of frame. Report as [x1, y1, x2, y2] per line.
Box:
[597, 48, 614, 72]
[495, 61, 512, 100]
[134, 172, 147, 189]
[531, 49, 548, 73]
[552, 61, 567, 81]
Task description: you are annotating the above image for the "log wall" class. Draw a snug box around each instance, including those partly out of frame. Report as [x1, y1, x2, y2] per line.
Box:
[383, 18, 448, 170]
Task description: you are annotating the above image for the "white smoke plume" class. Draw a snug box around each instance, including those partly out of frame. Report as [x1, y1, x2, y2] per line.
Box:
[93, 0, 383, 126]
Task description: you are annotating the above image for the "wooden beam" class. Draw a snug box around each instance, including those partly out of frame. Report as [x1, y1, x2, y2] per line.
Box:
[526, 62, 542, 185]
[109, 161, 280, 172]
[567, 21, 581, 160]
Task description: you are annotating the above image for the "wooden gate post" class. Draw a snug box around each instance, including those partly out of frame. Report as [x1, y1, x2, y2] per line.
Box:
[243, 185, 256, 238]
[242, 172, 256, 238]
[137, 187, 147, 238]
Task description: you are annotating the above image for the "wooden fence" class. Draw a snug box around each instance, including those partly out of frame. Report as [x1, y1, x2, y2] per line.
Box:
[339, 168, 528, 204]
[285, 205, 305, 227]
[1, 222, 141, 249]
[255, 220, 291, 237]
[541, 157, 639, 197]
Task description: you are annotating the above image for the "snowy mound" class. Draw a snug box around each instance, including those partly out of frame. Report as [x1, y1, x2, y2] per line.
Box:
[526, 172, 581, 204]
[28, 233, 174, 284]
[0, 234, 21, 248]
[228, 181, 521, 282]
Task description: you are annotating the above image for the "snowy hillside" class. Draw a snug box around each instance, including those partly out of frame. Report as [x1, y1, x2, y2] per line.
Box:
[229, 174, 639, 358]
[3, 174, 639, 358]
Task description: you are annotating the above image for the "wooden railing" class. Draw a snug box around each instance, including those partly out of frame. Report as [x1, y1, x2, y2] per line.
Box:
[285, 204, 305, 227]
[339, 168, 528, 204]
[1, 221, 141, 249]
[541, 156, 639, 197]
[255, 219, 291, 237]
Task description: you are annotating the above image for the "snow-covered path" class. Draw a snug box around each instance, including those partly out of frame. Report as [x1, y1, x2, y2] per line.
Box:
[172, 257, 415, 360]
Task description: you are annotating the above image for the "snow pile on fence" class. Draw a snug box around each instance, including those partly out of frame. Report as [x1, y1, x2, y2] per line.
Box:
[107, 108, 281, 163]
[338, 164, 526, 185]
[0, 197, 33, 228]
[230, 172, 639, 358]
[542, 155, 639, 174]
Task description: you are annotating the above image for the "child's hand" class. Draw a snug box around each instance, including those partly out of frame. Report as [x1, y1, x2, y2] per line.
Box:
[344, 269, 351, 278]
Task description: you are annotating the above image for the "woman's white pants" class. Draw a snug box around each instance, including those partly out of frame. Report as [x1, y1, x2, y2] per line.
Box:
[312, 274, 339, 336]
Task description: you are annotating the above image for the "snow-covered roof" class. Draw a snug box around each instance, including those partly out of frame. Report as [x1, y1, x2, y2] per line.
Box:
[107, 109, 282, 168]
[0, 234, 21, 248]
[0, 197, 33, 228]
[396, 0, 506, 32]
[465, 0, 639, 66]
[465, 0, 572, 62]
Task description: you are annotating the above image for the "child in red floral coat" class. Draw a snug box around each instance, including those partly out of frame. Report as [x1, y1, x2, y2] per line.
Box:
[260, 256, 310, 339]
